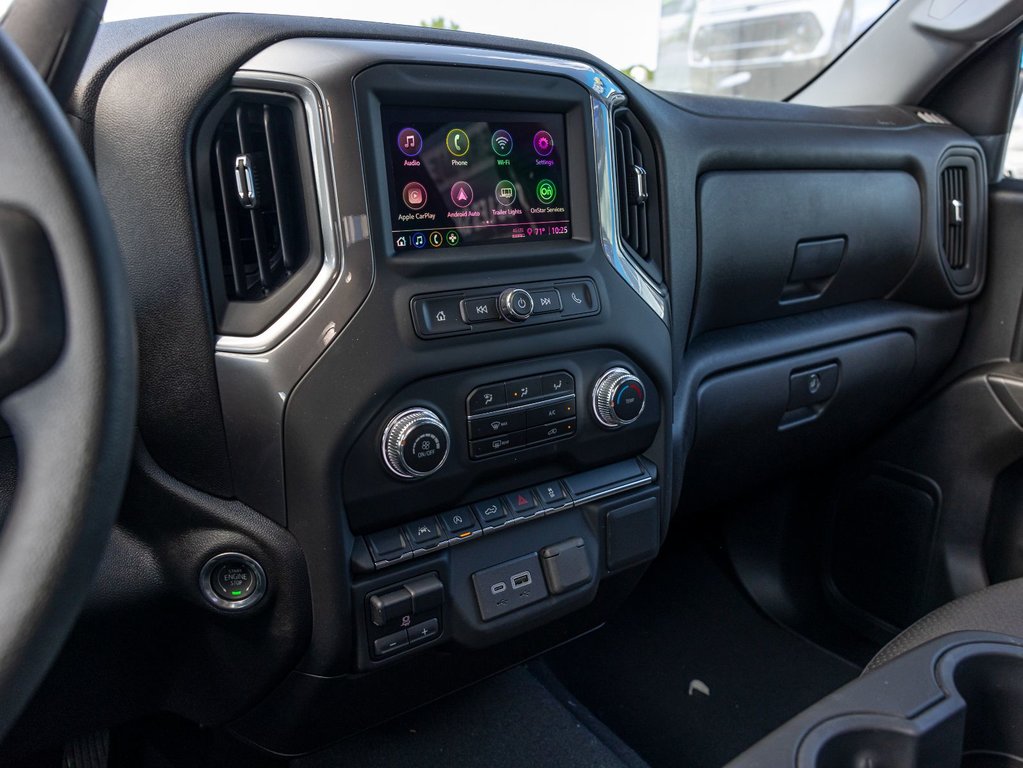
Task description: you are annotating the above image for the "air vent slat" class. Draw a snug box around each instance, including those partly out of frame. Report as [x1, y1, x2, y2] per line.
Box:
[263, 104, 297, 273]
[249, 207, 275, 291]
[214, 137, 250, 298]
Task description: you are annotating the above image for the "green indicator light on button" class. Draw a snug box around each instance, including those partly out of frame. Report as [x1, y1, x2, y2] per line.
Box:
[231, 590, 243, 596]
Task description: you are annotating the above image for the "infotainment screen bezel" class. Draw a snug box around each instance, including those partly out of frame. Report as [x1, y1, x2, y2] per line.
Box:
[354, 63, 595, 272]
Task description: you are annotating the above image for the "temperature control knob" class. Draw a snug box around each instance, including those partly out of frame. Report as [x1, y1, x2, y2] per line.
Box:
[499, 288, 534, 322]
[381, 408, 450, 479]
[592, 368, 647, 429]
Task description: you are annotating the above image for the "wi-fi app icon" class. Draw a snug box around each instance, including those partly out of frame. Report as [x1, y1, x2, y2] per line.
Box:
[491, 129, 513, 157]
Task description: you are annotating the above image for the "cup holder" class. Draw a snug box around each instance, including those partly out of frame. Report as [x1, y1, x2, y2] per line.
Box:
[954, 654, 1023, 768]
[793, 642, 1023, 768]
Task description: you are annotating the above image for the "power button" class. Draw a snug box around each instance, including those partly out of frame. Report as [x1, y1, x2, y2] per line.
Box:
[499, 288, 534, 322]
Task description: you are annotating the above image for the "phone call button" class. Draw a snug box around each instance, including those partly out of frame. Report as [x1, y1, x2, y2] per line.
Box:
[556, 282, 597, 316]
[446, 128, 470, 157]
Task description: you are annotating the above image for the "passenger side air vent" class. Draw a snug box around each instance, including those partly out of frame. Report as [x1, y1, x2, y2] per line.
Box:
[612, 109, 662, 280]
[196, 88, 322, 338]
[940, 165, 967, 269]
[936, 148, 985, 295]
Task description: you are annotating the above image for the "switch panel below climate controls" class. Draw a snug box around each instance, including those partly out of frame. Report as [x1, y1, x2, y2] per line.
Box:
[355, 458, 655, 571]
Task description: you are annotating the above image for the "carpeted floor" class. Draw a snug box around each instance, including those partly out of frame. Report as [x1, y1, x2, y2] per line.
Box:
[291, 665, 649, 768]
[542, 543, 860, 768]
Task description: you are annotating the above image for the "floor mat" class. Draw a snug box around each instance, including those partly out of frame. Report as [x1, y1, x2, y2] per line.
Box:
[542, 543, 859, 768]
[291, 666, 648, 768]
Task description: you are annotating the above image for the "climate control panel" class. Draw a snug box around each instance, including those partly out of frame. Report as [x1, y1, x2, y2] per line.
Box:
[466, 370, 577, 459]
[345, 350, 660, 533]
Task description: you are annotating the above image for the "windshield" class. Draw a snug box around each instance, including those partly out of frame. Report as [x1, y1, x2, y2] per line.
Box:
[99, 0, 896, 100]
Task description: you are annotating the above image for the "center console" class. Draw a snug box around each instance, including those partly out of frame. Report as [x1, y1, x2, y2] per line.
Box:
[201, 39, 673, 753]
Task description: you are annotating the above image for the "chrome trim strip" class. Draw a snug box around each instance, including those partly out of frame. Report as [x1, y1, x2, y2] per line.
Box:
[591, 94, 669, 321]
[571, 475, 652, 506]
[466, 392, 576, 421]
[215, 72, 342, 354]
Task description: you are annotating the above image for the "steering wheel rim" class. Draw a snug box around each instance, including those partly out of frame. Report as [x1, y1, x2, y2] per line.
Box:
[0, 26, 135, 741]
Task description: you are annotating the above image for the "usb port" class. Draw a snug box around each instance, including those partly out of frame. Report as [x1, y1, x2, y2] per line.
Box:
[511, 571, 532, 589]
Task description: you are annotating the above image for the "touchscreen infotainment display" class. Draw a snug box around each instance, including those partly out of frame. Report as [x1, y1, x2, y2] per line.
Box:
[382, 107, 571, 252]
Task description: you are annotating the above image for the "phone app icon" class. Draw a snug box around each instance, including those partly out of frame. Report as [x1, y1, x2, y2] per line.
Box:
[402, 181, 427, 210]
[397, 127, 422, 157]
[495, 180, 517, 206]
[535, 179, 557, 204]
[451, 181, 474, 208]
[429, 231, 444, 248]
[491, 129, 513, 157]
[533, 130, 554, 157]
[445, 128, 470, 157]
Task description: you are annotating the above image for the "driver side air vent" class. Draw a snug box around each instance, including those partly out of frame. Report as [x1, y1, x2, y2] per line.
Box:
[936, 148, 985, 295]
[612, 109, 662, 280]
[196, 89, 322, 338]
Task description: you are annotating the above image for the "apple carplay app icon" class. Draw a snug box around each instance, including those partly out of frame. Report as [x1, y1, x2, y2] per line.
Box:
[402, 181, 427, 210]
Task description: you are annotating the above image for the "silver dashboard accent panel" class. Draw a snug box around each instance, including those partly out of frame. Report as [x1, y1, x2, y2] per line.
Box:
[213, 39, 668, 522]
[215, 72, 343, 354]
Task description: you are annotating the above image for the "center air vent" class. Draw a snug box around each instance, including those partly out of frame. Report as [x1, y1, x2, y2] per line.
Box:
[936, 148, 984, 295]
[197, 88, 322, 338]
[612, 110, 662, 280]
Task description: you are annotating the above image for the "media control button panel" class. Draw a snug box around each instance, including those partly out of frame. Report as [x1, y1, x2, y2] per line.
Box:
[410, 278, 598, 339]
[467, 370, 577, 459]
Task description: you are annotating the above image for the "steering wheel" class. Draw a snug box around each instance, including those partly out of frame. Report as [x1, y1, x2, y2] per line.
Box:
[0, 22, 136, 741]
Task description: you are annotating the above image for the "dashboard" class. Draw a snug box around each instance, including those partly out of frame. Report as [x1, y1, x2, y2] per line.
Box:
[1, 12, 990, 760]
